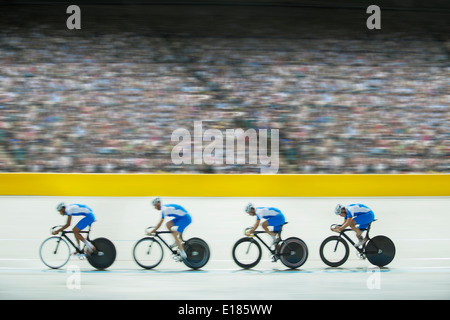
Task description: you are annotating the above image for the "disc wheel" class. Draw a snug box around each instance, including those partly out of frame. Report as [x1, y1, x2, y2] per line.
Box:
[365, 235, 395, 267]
[87, 238, 116, 270]
[183, 238, 210, 269]
[279, 237, 308, 269]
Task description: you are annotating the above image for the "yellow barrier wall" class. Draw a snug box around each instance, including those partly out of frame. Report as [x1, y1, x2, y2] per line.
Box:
[0, 173, 448, 197]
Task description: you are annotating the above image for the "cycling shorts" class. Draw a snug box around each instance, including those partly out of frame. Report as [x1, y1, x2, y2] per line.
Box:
[266, 214, 286, 232]
[353, 211, 375, 230]
[170, 214, 192, 234]
[75, 213, 96, 230]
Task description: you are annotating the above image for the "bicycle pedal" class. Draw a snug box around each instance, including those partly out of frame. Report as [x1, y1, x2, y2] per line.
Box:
[356, 252, 366, 260]
[172, 255, 182, 262]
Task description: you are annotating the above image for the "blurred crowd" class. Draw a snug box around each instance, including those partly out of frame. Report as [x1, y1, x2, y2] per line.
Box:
[0, 23, 448, 174]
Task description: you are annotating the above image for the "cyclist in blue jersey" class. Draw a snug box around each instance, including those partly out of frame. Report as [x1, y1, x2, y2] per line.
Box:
[52, 203, 96, 254]
[244, 203, 286, 246]
[147, 197, 192, 260]
[332, 203, 375, 247]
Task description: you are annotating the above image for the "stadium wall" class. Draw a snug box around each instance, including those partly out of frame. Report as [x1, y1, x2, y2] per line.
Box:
[0, 173, 448, 197]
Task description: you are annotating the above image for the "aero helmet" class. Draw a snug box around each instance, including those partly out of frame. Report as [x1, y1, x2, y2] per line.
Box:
[335, 204, 344, 215]
[152, 197, 161, 206]
[245, 203, 254, 213]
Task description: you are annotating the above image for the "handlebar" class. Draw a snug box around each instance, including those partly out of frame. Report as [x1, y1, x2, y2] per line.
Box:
[50, 225, 62, 234]
[50, 225, 91, 235]
[330, 224, 353, 233]
[145, 226, 155, 236]
[244, 227, 255, 237]
[145, 226, 172, 236]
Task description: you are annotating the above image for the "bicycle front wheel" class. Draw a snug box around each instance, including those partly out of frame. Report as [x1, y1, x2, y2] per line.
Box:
[39, 236, 71, 269]
[183, 238, 210, 270]
[365, 235, 395, 267]
[232, 237, 262, 269]
[133, 237, 164, 269]
[279, 237, 308, 269]
[319, 236, 350, 267]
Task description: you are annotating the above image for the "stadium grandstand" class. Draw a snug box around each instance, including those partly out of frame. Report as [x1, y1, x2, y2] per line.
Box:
[0, 1, 448, 173]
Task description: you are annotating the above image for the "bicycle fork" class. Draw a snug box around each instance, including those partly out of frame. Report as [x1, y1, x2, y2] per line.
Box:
[53, 237, 63, 255]
[245, 241, 253, 255]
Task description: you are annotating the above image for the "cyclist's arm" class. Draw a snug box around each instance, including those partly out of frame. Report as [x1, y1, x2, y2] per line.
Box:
[148, 218, 164, 235]
[53, 216, 72, 234]
[335, 218, 352, 232]
[248, 219, 260, 234]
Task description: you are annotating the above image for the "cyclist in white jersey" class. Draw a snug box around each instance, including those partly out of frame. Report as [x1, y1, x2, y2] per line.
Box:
[52, 203, 96, 254]
[147, 197, 192, 260]
[244, 203, 286, 245]
[332, 203, 375, 247]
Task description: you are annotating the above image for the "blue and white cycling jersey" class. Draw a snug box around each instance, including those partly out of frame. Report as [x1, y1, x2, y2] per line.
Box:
[344, 204, 373, 219]
[160, 204, 192, 233]
[254, 207, 285, 232]
[255, 207, 283, 220]
[64, 204, 96, 230]
[345, 203, 375, 229]
[65, 204, 94, 217]
[161, 204, 189, 219]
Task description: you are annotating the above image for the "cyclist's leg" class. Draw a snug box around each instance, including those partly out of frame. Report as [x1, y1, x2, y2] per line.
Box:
[353, 212, 375, 234]
[347, 218, 362, 237]
[261, 220, 276, 236]
[73, 214, 95, 252]
[264, 214, 285, 244]
[353, 212, 375, 246]
[167, 214, 191, 257]
[166, 220, 181, 248]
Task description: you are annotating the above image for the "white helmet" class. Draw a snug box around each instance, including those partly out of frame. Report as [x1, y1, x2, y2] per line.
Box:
[151, 197, 161, 206]
[245, 203, 254, 213]
[335, 204, 344, 215]
[56, 202, 66, 211]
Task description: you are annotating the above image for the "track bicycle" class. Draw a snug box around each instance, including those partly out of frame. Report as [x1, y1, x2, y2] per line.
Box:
[232, 222, 308, 269]
[133, 227, 210, 270]
[319, 220, 395, 267]
[39, 225, 116, 270]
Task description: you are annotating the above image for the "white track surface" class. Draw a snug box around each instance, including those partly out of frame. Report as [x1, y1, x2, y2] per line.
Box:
[1, 196, 449, 300]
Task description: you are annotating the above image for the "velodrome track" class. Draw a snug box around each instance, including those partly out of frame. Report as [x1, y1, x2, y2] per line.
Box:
[1, 196, 449, 300]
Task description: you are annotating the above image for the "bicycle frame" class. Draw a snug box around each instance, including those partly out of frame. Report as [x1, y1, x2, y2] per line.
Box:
[251, 231, 277, 254]
[335, 222, 374, 255]
[249, 228, 292, 258]
[150, 230, 182, 255]
[55, 226, 92, 254]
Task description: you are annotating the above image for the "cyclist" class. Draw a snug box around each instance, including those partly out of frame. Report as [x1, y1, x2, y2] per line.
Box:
[332, 203, 375, 247]
[244, 203, 285, 246]
[147, 197, 192, 260]
[52, 202, 96, 254]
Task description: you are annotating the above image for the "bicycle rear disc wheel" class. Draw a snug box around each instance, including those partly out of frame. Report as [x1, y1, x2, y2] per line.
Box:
[365, 235, 395, 267]
[133, 237, 164, 269]
[87, 238, 116, 270]
[183, 238, 210, 269]
[39, 236, 71, 269]
[279, 237, 308, 269]
[232, 237, 262, 269]
[319, 236, 350, 267]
